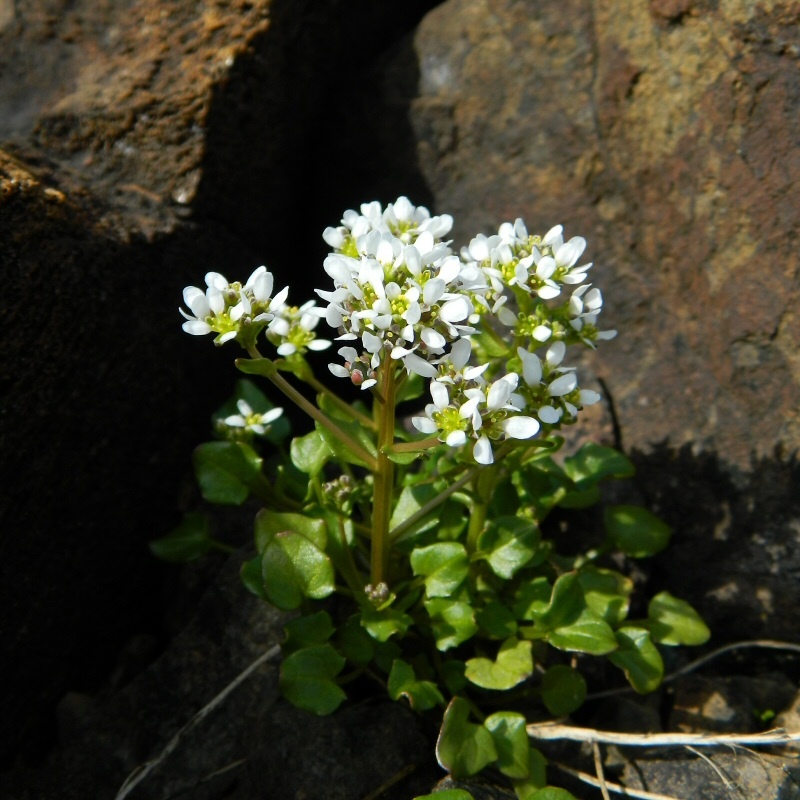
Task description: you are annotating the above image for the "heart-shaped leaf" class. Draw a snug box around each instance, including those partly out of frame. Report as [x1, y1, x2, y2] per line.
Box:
[283, 611, 335, 654]
[436, 697, 498, 778]
[478, 517, 541, 579]
[290, 429, 329, 476]
[193, 441, 262, 505]
[388, 659, 445, 711]
[546, 608, 618, 655]
[484, 711, 530, 779]
[149, 512, 212, 562]
[279, 644, 346, 715]
[604, 505, 671, 558]
[465, 638, 534, 691]
[425, 598, 478, 651]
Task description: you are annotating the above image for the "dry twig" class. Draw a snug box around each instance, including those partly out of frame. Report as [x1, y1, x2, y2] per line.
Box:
[115, 644, 281, 800]
[527, 724, 800, 748]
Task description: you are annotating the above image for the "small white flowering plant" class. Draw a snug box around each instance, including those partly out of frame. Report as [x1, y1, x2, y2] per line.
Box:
[157, 197, 710, 798]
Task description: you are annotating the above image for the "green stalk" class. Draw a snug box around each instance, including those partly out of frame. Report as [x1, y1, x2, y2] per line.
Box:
[304, 373, 375, 428]
[245, 347, 377, 471]
[370, 357, 397, 587]
[467, 464, 499, 553]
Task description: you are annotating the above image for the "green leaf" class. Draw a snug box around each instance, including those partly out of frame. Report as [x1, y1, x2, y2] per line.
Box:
[513, 577, 553, 622]
[279, 644, 346, 715]
[474, 327, 512, 358]
[546, 607, 618, 655]
[193, 441, 262, 505]
[290, 429, 329, 476]
[283, 611, 335, 654]
[562, 443, 634, 488]
[604, 505, 671, 558]
[484, 712, 530, 779]
[411, 542, 470, 598]
[255, 509, 327, 552]
[436, 697, 498, 778]
[388, 659, 445, 711]
[541, 665, 587, 716]
[235, 356, 278, 378]
[478, 517, 540, 579]
[511, 748, 548, 799]
[414, 790, 475, 800]
[537, 573, 584, 630]
[512, 460, 571, 519]
[261, 529, 335, 610]
[608, 626, 664, 693]
[240, 555, 266, 598]
[557, 484, 601, 509]
[149, 512, 212, 562]
[396, 372, 426, 404]
[337, 615, 375, 666]
[390, 484, 440, 541]
[476, 602, 518, 639]
[425, 598, 479, 651]
[361, 605, 413, 642]
[647, 592, 710, 646]
[441, 660, 468, 695]
[530, 788, 578, 800]
[577, 567, 633, 627]
[465, 637, 534, 691]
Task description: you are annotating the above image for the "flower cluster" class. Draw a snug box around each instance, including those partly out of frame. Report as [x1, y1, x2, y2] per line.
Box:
[460, 220, 617, 348]
[180, 267, 288, 347]
[180, 198, 616, 466]
[265, 300, 331, 357]
[316, 202, 476, 384]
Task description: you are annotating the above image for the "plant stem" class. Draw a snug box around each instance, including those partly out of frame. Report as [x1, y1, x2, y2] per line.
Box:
[467, 464, 499, 553]
[389, 467, 476, 542]
[245, 347, 377, 471]
[370, 358, 397, 587]
[304, 373, 374, 428]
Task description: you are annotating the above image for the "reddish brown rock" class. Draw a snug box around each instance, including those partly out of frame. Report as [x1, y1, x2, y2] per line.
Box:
[375, 0, 800, 640]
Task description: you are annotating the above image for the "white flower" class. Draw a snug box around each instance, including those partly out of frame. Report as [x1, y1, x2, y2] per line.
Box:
[222, 399, 283, 436]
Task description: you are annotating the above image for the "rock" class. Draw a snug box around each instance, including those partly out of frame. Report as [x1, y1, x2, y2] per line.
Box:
[0, 0, 441, 766]
[367, 0, 800, 642]
[0, 552, 438, 799]
[669, 673, 798, 734]
[622, 752, 800, 800]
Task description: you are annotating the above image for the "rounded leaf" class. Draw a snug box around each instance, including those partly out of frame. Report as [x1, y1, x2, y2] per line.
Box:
[608, 626, 665, 693]
[541, 665, 587, 716]
[648, 592, 710, 646]
[604, 505, 671, 558]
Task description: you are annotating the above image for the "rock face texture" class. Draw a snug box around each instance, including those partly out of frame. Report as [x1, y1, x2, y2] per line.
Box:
[0, 0, 439, 767]
[375, 0, 800, 640]
[2, 0, 800, 793]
